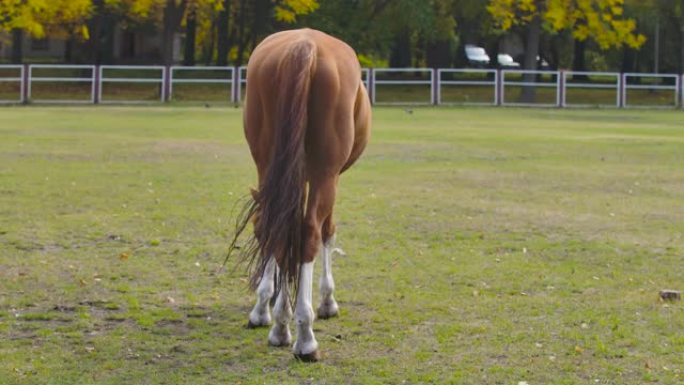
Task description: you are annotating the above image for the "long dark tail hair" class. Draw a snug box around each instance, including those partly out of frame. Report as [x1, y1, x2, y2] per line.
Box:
[227, 39, 316, 296]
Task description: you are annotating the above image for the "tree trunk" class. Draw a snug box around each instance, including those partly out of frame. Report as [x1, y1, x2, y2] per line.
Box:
[572, 39, 588, 81]
[680, 5, 684, 77]
[184, 2, 197, 66]
[549, 32, 564, 71]
[162, 0, 187, 66]
[202, 19, 216, 65]
[681, 25, 684, 76]
[235, 0, 248, 66]
[426, 40, 452, 69]
[11, 29, 23, 64]
[521, 15, 541, 103]
[216, 0, 231, 66]
[102, 15, 116, 64]
[389, 30, 411, 68]
[251, 0, 271, 49]
[621, 47, 635, 73]
[680, 0, 684, 106]
[87, 0, 101, 64]
[65, 36, 74, 63]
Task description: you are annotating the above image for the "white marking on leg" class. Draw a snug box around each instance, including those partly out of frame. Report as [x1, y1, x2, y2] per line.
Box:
[293, 261, 318, 356]
[318, 236, 339, 318]
[248, 257, 276, 327]
[268, 281, 292, 346]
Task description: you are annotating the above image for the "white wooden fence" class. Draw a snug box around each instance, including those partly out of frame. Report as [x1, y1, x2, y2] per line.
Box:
[0, 64, 682, 108]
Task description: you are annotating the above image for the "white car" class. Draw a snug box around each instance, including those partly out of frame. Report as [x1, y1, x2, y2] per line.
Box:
[497, 54, 520, 68]
[465, 45, 490, 67]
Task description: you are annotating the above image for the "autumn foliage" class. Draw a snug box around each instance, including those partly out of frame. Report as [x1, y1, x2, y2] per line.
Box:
[486, 0, 646, 49]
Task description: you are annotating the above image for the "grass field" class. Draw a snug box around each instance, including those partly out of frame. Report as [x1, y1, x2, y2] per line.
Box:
[1, 106, 683, 384]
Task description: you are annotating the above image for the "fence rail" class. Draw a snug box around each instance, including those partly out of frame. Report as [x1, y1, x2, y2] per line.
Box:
[0, 64, 23, 104]
[1, 64, 683, 109]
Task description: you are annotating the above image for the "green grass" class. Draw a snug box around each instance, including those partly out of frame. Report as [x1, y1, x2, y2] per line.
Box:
[1, 106, 683, 384]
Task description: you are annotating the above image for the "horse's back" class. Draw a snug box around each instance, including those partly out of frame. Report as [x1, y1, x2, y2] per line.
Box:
[245, 29, 370, 178]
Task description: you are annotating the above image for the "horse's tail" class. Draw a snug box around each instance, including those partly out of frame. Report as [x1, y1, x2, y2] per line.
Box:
[247, 39, 316, 293]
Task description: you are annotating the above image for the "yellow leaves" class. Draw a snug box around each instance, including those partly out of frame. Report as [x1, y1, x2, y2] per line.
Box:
[274, 0, 320, 24]
[130, 0, 164, 18]
[488, 0, 646, 49]
[573, 25, 590, 41]
[274, 7, 297, 23]
[0, 0, 92, 38]
[486, 0, 517, 31]
[545, 2, 570, 30]
[518, 0, 537, 13]
[80, 25, 90, 40]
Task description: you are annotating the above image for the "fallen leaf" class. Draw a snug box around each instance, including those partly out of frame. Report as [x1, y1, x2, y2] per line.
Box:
[119, 252, 129, 261]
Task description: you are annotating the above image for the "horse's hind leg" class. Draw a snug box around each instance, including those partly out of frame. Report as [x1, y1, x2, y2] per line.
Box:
[317, 219, 339, 319]
[293, 259, 318, 361]
[293, 176, 338, 361]
[247, 256, 276, 328]
[268, 281, 292, 347]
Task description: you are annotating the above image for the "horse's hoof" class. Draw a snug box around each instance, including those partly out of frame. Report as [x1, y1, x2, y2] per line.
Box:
[268, 327, 292, 347]
[317, 302, 339, 320]
[246, 320, 269, 329]
[294, 350, 320, 362]
[317, 308, 338, 320]
[269, 338, 291, 347]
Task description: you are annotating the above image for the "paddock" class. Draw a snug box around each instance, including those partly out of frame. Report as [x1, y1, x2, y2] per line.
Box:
[0, 106, 682, 384]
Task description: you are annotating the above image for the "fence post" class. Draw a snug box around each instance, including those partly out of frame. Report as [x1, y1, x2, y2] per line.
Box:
[368, 68, 375, 105]
[618, 73, 625, 108]
[677, 74, 684, 108]
[432, 68, 439, 105]
[496, 69, 503, 106]
[21, 63, 29, 104]
[231, 66, 237, 104]
[93, 65, 100, 104]
[558, 70, 565, 108]
[162, 65, 171, 102]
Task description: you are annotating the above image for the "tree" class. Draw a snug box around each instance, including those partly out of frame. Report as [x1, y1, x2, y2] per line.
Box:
[274, 0, 319, 24]
[305, 0, 455, 68]
[488, 0, 646, 100]
[183, 0, 198, 65]
[452, 0, 496, 67]
[651, 0, 684, 74]
[1, 0, 92, 63]
[158, 0, 188, 66]
[215, 0, 231, 66]
[488, 0, 646, 68]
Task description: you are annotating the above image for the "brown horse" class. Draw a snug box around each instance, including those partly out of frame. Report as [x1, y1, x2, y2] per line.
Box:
[236, 29, 371, 361]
